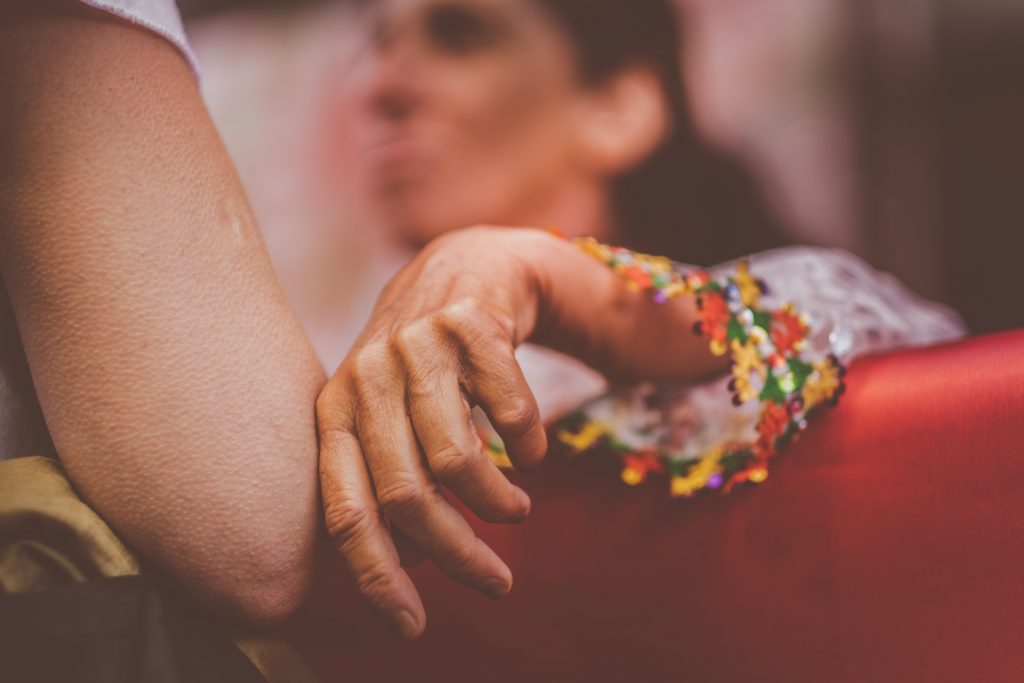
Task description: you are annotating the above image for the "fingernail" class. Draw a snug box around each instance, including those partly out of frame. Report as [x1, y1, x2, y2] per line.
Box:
[482, 578, 511, 600]
[514, 491, 531, 522]
[392, 609, 421, 639]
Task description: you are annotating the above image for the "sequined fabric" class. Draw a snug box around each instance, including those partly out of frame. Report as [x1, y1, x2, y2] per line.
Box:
[574, 246, 966, 464]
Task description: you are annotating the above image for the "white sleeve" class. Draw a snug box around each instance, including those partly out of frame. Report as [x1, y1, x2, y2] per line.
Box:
[716, 246, 965, 361]
[78, 0, 200, 78]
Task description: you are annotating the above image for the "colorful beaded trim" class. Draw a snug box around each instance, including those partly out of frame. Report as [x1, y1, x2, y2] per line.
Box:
[484, 237, 847, 498]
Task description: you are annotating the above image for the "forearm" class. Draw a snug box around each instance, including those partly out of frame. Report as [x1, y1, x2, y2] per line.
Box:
[0, 4, 326, 623]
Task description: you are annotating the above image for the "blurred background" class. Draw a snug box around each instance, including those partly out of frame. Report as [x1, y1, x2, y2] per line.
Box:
[177, 0, 1023, 345]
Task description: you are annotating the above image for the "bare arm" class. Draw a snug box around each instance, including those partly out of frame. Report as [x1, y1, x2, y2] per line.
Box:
[0, 3, 326, 623]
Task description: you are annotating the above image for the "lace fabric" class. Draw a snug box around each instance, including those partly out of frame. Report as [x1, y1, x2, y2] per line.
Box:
[735, 246, 965, 362]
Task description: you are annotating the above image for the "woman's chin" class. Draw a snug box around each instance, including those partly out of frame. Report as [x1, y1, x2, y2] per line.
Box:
[371, 180, 528, 246]
[368, 190, 477, 245]
[380, 205, 471, 247]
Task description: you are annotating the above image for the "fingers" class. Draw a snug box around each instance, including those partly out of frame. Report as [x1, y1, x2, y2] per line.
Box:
[390, 525, 427, 567]
[353, 383, 514, 600]
[402, 341, 532, 524]
[438, 304, 547, 470]
[318, 426, 425, 639]
[468, 346, 546, 471]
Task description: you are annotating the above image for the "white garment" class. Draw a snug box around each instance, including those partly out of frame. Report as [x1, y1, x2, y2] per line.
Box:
[78, 0, 199, 77]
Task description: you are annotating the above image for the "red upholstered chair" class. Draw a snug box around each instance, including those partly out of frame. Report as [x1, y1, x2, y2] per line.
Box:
[288, 329, 1024, 683]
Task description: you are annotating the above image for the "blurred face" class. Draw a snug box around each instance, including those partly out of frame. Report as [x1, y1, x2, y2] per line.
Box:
[349, 0, 595, 244]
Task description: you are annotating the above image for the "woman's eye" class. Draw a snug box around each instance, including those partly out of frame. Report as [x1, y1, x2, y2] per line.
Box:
[425, 4, 506, 54]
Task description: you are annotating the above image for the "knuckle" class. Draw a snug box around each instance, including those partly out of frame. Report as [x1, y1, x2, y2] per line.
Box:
[323, 499, 374, 549]
[317, 428, 352, 464]
[377, 477, 430, 520]
[493, 398, 540, 439]
[429, 443, 475, 483]
[458, 224, 490, 237]
[355, 564, 399, 607]
[314, 389, 333, 422]
[445, 538, 483, 577]
[437, 298, 487, 337]
[433, 225, 491, 249]
[405, 374, 443, 403]
[315, 380, 350, 427]
[392, 319, 436, 364]
[348, 345, 390, 389]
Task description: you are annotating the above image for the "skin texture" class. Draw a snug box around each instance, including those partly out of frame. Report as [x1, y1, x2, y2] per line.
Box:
[0, 4, 326, 624]
[317, 227, 727, 638]
[350, 0, 668, 244]
[318, 2, 688, 635]
[0, 1, 719, 640]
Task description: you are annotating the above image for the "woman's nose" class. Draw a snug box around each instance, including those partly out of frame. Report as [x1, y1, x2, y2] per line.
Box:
[363, 41, 423, 122]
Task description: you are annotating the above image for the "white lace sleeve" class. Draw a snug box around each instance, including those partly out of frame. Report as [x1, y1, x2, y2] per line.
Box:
[728, 246, 965, 362]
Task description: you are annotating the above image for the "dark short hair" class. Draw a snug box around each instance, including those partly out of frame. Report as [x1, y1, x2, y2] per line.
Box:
[535, 0, 787, 264]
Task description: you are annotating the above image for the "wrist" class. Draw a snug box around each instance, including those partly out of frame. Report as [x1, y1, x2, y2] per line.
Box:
[509, 229, 632, 367]
[508, 229, 556, 347]
[504, 228, 585, 345]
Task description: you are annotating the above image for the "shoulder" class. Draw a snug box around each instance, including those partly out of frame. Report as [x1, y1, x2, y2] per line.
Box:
[77, 0, 200, 78]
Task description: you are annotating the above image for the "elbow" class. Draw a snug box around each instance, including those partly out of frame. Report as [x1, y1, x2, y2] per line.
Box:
[190, 515, 319, 628]
[229, 555, 315, 627]
[217, 548, 316, 627]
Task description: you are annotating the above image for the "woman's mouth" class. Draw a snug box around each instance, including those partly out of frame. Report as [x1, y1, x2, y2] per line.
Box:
[360, 130, 438, 188]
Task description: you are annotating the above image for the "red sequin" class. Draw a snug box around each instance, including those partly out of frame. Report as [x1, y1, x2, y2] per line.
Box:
[623, 265, 653, 290]
[699, 291, 731, 345]
[771, 307, 808, 354]
[622, 450, 665, 477]
[756, 401, 791, 457]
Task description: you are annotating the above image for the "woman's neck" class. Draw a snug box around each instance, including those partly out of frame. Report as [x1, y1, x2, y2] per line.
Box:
[511, 176, 617, 242]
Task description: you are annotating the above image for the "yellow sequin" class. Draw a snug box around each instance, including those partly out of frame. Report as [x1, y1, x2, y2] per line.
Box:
[729, 339, 765, 402]
[669, 451, 723, 498]
[557, 422, 609, 452]
[802, 360, 841, 409]
[735, 260, 762, 308]
[749, 467, 769, 483]
[486, 447, 514, 470]
[621, 467, 645, 486]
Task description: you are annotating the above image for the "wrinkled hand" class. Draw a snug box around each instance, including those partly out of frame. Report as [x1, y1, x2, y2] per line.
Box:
[315, 227, 551, 639]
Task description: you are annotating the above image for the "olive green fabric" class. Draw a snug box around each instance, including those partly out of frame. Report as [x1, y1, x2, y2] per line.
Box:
[0, 456, 140, 591]
[0, 455, 319, 683]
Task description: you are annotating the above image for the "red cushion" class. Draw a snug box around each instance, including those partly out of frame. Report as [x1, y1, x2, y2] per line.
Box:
[290, 329, 1024, 682]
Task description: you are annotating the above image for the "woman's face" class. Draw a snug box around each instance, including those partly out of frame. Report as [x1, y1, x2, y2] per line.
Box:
[349, 0, 594, 244]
